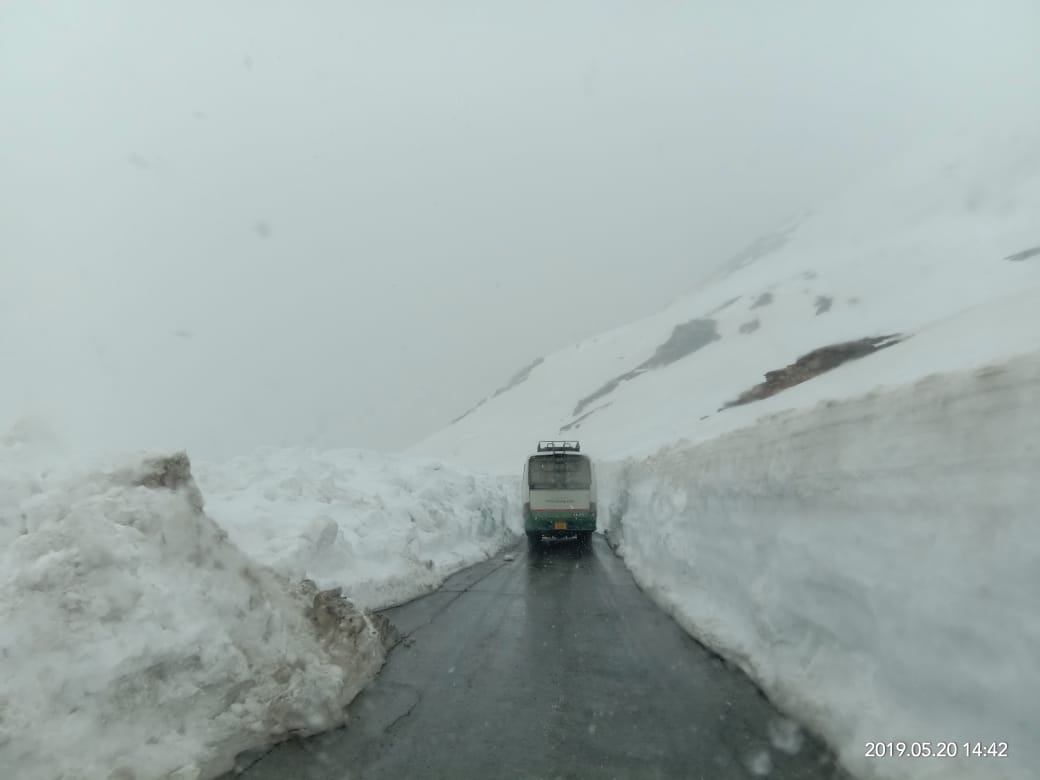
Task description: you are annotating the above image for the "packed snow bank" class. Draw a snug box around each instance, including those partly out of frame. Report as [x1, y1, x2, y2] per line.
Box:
[601, 351, 1040, 780]
[0, 448, 386, 780]
[196, 448, 521, 610]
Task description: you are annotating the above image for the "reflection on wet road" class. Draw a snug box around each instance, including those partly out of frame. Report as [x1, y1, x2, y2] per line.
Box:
[227, 536, 849, 779]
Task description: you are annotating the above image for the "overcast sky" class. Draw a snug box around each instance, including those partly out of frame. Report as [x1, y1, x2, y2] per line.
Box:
[2, 1, 1038, 459]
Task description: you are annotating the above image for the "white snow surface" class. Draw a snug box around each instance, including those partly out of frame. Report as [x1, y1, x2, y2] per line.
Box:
[0, 445, 385, 780]
[600, 352, 1039, 780]
[0, 434, 519, 780]
[195, 447, 521, 610]
[411, 122, 1040, 473]
[3, 119, 1037, 780]
[410, 123, 1040, 780]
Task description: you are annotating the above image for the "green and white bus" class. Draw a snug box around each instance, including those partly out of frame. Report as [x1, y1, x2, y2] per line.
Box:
[521, 441, 597, 546]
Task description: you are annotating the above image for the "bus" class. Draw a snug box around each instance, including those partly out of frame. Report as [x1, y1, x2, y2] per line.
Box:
[521, 441, 597, 547]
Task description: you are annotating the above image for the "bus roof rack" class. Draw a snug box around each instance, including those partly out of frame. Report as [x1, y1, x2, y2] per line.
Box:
[537, 440, 581, 453]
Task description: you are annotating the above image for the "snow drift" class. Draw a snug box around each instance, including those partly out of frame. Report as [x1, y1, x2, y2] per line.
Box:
[0, 446, 386, 780]
[600, 351, 1040, 780]
[195, 447, 521, 610]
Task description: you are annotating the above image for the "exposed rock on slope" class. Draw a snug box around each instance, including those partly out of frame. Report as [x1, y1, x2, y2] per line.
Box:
[573, 319, 720, 416]
[722, 334, 904, 409]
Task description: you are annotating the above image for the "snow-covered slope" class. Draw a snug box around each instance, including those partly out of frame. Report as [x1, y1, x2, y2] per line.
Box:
[409, 124, 1040, 780]
[411, 123, 1040, 474]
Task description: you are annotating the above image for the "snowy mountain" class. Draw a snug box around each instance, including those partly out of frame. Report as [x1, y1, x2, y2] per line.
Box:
[409, 123, 1040, 780]
[410, 123, 1040, 475]
[3, 115, 1036, 780]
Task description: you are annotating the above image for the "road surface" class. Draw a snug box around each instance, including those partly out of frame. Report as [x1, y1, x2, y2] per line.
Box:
[226, 536, 849, 779]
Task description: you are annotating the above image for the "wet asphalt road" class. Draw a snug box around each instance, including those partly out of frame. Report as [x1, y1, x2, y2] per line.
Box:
[227, 536, 850, 780]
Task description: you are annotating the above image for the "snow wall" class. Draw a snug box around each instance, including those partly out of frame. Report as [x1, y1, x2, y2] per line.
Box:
[0, 445, 518, 780]
[601, 350, 1040, 780]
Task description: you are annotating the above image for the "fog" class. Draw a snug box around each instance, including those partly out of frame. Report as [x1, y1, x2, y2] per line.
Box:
[2, 1, 1037, 458]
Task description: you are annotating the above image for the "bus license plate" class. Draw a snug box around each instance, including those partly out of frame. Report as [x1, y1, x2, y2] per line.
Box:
[554, 521, 568, 530]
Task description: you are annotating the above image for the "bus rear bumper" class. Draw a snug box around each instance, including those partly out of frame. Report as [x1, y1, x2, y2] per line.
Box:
[523, 510, 597, 533]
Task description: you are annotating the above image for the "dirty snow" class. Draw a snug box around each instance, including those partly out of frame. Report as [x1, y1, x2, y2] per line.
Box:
[0, 431, 519, 779]
[0, 444, 385, 780]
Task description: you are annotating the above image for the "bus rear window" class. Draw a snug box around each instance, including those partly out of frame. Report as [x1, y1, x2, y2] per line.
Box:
[528, 455, 591, 489]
